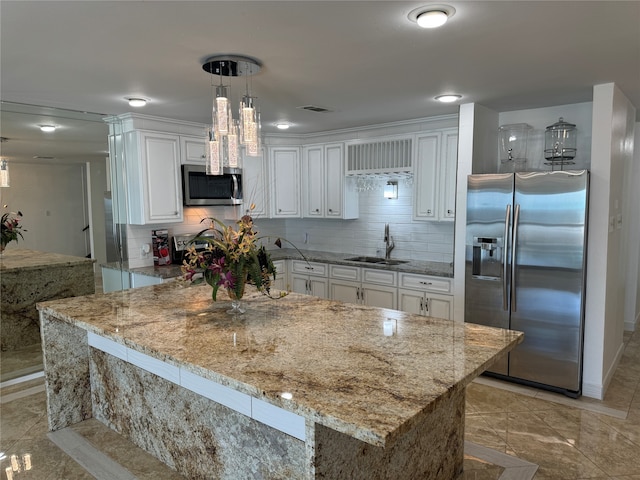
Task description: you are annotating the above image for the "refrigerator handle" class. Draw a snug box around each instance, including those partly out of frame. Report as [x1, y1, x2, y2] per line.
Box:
[511, 204, 520, 312]
[502, 204, 511, 311]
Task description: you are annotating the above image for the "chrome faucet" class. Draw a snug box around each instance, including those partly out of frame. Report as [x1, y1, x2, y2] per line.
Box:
[384, 223, 395, 260]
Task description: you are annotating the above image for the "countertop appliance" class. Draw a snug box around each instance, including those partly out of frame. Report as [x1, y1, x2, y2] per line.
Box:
[182, 164, 242, 206]
[171, 233, 212, 264]
[465, 170, 589, 397]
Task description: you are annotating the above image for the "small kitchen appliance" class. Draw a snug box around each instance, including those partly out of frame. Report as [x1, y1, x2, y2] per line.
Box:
[171, 233, 212, 264]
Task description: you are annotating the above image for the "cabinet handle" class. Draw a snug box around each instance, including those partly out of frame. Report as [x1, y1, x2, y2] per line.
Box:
[315, 208, 320, 213]
[278, 208, 282, 213]
[447, 209, 454, 214]
[420, 298, 424, 313]
[360, 288, 364, 303]
[305, 266, 313, 271]
[201, 154, 206, 158]
[356, 288, 360, 300]
[427, 209, 432, 214]
[419, 281, 433, 286]
[328, 209, 333, 213]
[425, 298, 430, 313]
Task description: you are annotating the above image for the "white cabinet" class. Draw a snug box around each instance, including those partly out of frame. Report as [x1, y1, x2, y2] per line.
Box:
[269, 147, 301, 218]
[180, 136, 207, 165]
[242, 147, 269, 217]
[413, 129, 458, 222]
[329, 265, 397, 309]
[398, 273, 453, 320]
[290, 260, 328, 298]
[271, 259, 287, 291]
[124, 130, 183, 225]
[130, 272, 163, 288]
[302, 143, 358, 219]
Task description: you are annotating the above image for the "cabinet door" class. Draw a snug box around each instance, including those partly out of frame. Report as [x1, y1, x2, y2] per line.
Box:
[303, 145, 324, 217]
[424, 293, 453, 320]
[398, 289, 425, 315]
[438, 130, 458, 221]
[290, 274, 309, 295]
[361, 284, 397, 310]
[180, 136, 207, 165]
[137, 132, 183, 224]
[324, 143, 344, 218]
[242, 147, 268, 217]
[329, 279, 360, 304]
[130, 272, 163, 288]
[413, 133, 439, 221]
[309, 277, 329, 298]
[270, 147, 301, 218]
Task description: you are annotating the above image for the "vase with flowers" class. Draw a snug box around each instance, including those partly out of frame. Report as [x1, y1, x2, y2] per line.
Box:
[1, 206, 26, 253]
[182, 209, 293, 314]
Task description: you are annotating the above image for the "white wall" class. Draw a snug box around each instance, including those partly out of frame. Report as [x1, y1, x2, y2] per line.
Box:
[0, 162, 97, 258]
[582, 83, 636, 399]
[622, 123, 640, 331]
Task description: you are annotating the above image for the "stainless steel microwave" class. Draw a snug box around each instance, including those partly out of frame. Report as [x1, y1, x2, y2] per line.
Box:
[181, 165, 243, 206]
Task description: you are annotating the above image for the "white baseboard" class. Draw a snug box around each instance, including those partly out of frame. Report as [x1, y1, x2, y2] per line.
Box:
[624, 311, 639, 332]
[583, 340, 626, 400]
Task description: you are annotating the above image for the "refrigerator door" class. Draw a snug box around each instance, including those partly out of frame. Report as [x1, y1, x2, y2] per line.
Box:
[465, 174, 514, 375]
[509, 170, 588, 393]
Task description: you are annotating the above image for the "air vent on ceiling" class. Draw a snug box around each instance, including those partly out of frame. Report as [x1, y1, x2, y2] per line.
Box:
[297, 105, 332, 113]
[347, 138, 413, 175]
[33, 156, 56, 160]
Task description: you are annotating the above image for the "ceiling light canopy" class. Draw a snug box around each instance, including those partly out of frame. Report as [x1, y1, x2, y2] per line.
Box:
[39, 125, 56, 132]
[202, 54, 263, 175]
[435, 94, 462, 103]
[408, 4, 456, 28]
[127, 97, 148, 107]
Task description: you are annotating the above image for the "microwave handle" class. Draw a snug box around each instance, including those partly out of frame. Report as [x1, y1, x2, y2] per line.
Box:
[231, 174, 240, 200]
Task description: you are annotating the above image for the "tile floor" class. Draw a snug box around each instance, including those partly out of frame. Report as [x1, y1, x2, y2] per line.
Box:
[1, 329, 638, 479]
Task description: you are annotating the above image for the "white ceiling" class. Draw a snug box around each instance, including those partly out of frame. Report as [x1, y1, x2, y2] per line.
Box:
[1, 1, 639, 164]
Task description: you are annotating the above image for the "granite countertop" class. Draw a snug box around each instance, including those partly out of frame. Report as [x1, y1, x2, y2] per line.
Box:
[37, 282, 522, 447]
[102, 248, 453, 280]
[1, 248, 95, 272]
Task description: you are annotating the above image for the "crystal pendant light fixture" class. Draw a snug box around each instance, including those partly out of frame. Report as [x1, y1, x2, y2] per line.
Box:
[203, 55, 262, 174]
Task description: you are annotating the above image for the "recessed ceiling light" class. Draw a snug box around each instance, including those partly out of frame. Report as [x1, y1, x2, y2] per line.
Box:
[408, 5, 456, 29]
[276, 123, 290, 130]
[39, 125, 57, 132]
[127, 97, 148, 107]
[435, 94, 462, 103]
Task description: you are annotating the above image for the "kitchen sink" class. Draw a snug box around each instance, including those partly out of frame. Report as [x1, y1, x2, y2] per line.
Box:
[345, 256, 408, 266]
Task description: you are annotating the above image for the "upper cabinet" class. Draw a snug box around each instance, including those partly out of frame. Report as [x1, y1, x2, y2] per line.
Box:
[302, 142, 358, 219]
[124, 130, 183, 225]
[242, 147, 269, 217]
[269, 146, 301, 218]
[413, 128, 458, 222]
[180, 136, 207, 165]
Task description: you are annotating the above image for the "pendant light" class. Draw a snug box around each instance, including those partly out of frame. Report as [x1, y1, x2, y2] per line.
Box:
[202, 55, 262, 174]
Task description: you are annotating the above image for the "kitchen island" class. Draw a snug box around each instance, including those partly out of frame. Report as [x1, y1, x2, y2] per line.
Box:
[1, 248, 95, 352]
[37, 282, 522, 479]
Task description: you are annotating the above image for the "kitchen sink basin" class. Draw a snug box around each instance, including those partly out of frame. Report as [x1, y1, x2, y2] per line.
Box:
[345, 256, 408, 266]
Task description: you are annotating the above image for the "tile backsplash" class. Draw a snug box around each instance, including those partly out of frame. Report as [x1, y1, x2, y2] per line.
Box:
[125, 178, 454, 268]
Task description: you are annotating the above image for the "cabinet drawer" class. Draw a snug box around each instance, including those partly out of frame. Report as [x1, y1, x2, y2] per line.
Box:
[399, 274, 451, 293]
[362, 268, 397, 286]
[291, 260, 327, 277]
[329, 264, 360, 281]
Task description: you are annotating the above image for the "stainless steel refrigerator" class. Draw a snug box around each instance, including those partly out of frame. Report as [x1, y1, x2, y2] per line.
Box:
[465, 170, 589, 397]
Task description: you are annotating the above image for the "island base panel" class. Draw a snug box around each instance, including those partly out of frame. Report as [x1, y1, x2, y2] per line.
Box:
[41, 315, 93, 431]
[312, 391, 464, 479]
[90, 351, 307, 479]
[2, 260, 94, 351]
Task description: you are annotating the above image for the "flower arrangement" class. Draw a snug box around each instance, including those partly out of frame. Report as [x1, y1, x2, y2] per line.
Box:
[1, 206, 26, 250]
[182, 210, 290, 303]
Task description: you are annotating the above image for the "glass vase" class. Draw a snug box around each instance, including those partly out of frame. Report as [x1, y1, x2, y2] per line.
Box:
[226, 283, 246, 315]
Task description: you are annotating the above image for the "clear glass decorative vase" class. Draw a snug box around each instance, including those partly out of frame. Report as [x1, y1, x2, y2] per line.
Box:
[226, 283, 246, 315]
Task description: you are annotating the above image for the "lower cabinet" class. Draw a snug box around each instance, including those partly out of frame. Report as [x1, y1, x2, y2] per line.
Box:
[397, 273, 453, 320]
[329, 265, 397, 310]
[289, 260, 329, 298]
[271, 260, 287, 291]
